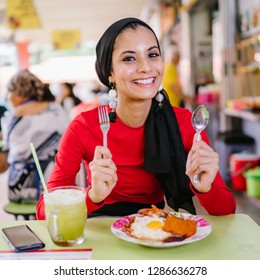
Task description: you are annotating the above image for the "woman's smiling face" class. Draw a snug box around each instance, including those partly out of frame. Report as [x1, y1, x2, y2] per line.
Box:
[109, 25, 164, 102]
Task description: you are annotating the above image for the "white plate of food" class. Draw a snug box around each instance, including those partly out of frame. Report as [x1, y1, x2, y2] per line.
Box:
[111, 205, 212, 248]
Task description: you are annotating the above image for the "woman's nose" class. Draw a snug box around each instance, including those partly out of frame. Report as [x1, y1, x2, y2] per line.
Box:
[137, 58, 152, 73]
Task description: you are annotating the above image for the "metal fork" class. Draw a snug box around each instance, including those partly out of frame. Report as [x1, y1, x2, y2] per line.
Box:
[98, 106, 110, 147]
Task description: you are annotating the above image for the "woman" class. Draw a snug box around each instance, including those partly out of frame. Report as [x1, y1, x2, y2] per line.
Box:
[0, 103, 7, 136]
[36, 18, 236, 219]
[0, 69, 68, 203]
[57, 82, 81, 119]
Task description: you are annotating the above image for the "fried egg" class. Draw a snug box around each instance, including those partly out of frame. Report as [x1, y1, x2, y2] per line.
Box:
[130, 215, 172, 241]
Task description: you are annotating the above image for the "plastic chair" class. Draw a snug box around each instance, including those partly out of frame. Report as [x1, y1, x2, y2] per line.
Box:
[3, 202, 36, 220]
[3, 160, 86, 220]
[3, 160, 51, 220]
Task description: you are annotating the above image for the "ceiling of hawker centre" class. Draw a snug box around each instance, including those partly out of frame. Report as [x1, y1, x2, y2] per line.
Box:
[0, 0, 159, 45]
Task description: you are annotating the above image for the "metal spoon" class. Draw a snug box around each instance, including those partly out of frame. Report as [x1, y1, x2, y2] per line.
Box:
[191, 105, 209, 183]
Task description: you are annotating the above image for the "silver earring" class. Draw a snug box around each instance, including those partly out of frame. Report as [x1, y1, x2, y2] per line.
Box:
[108, 82, 117, 122]
[155, 86, 164, 108]
[109, 87, 118, 110]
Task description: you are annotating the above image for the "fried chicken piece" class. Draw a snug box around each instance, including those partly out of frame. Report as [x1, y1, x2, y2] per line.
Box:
[162, 215, 197, 237]
[138, 204, 168, 218]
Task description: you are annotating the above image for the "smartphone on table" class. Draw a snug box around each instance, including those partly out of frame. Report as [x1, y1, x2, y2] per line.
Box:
[1, 225, 45, 252]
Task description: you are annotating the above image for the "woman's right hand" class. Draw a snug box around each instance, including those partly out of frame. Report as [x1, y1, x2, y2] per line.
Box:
[88, 146, 118, 203]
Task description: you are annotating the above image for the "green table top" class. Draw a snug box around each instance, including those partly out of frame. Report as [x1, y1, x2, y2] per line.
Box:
[0, 214, 259, 260]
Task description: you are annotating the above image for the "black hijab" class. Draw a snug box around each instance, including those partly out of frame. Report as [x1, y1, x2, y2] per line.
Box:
[95, 17, 195, 214]
[144, 90, 196, 214]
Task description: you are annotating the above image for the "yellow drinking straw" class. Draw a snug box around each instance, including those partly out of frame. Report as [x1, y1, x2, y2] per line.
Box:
[30, 142, 48, 193]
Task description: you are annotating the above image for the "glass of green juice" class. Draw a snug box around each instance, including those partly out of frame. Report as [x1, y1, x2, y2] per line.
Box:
[44, 186, 87, 246]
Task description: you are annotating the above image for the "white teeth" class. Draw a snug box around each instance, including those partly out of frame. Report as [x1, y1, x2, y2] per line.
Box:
[135, 78, 154, 84]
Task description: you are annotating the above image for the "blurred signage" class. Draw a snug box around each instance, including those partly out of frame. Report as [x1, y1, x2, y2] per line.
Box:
[51, 30, 81, 50]
[6, 0, 41, 29]
[17, 41, 29, 69]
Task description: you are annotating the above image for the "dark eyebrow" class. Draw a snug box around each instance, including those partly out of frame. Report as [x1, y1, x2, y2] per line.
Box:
[121, 50, 135, 55]
[120, 46, 160, 56]
[148, 46, 160, 51]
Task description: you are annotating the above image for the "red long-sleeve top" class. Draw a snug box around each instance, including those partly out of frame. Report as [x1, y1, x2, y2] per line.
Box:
[36, 106, 236, 219]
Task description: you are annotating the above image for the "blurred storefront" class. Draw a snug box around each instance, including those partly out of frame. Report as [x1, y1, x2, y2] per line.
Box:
[140, 0, 260, 191]
[153, 1, 260, 153]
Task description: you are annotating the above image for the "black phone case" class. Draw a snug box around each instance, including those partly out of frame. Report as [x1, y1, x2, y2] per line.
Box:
[2, 225, 45, 253]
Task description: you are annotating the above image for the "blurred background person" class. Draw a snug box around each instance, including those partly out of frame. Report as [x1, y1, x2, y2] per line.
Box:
[70, 80, 110, 119]
[0, 69, 68, 203]
[0, 103, 8, 173]
[162, 46, 196, 108]
[70, 87, 99, 120]
[57, 82, 81, 119]
[93, 80, 110, 106]
[0, 103, 7, 140]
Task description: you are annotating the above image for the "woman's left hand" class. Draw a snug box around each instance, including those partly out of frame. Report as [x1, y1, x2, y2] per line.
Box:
[186, 134, 219, 193]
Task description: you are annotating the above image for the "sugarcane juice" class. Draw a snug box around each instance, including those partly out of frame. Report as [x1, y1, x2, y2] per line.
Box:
[44, 187, 87, 246]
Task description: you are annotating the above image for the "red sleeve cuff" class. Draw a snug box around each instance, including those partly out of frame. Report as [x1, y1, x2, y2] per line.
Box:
[189, 182, 211, 196]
